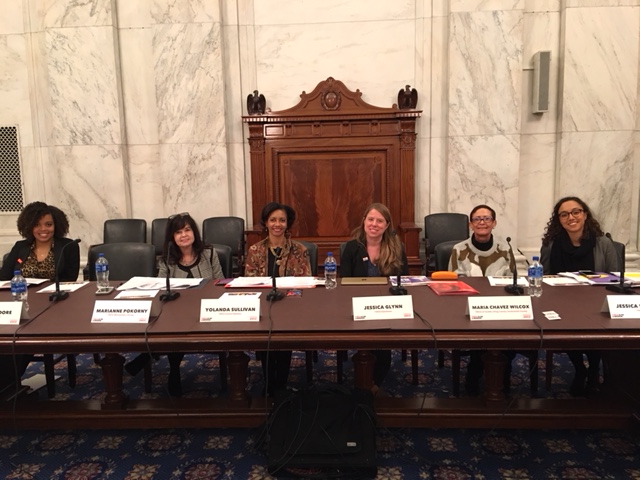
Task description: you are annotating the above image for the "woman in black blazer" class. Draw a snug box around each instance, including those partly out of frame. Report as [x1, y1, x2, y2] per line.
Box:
[0, 201, 80, 394]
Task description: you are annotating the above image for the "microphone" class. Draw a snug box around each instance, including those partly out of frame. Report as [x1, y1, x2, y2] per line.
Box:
[389, 268, 407, 295]
[266, 247, 284, 301]
[605, 233, 634, 294]
[49, 239, 81, 302]
[160, 241, 180, 302]
[504, 236, 524, 295]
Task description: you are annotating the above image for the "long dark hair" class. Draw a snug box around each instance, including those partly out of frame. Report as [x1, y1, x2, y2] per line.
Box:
[17, 201, 70, 240]
[163, 213, 205, 265]
[541, 196, 604, 247]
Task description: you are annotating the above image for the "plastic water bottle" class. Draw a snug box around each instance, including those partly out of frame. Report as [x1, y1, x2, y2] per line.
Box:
[10, 270, 28, 303]
[95, 253, 110, 290]
[324, 252, 337, 290]
[527, 256, 543, 297]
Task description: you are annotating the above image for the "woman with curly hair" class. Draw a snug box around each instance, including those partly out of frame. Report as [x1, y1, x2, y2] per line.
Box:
[0, 201, 79, 282]
[0, 201, 80, 394]
[245, 202, 311, 396]
[540, 196, 619, 396]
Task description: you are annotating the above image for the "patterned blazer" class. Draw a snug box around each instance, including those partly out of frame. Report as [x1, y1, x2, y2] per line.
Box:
[244, 238, 311, 277]
[157, 246, 224, 280]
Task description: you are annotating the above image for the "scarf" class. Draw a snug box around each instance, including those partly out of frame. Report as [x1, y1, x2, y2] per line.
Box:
[549, 230, 596, 274]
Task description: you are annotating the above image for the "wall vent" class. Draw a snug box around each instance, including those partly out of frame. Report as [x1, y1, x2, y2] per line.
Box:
[0, 126, 24, 213]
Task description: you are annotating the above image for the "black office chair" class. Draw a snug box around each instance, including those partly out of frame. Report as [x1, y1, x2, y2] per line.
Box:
[88, 243, 156, 280]
[202, 217, 245, 276]
[424, 213, 469, 273]
[211, 243, 233, 279]
[103, 218, 147, 244]
[151, 218, 168, 257]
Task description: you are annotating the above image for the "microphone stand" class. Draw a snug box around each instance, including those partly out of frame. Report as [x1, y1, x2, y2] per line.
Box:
[504, 236, 524, 295]
[50, 239, 81, 302]
[605, 234, 634, 294]
[160, 242, 180, 302]
[266, 247, 284, 301]
[389, 270, 407, 295]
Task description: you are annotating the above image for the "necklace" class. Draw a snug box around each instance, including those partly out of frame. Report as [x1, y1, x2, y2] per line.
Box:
[269, 244, 283, 265]
[179, 250, 196, 266]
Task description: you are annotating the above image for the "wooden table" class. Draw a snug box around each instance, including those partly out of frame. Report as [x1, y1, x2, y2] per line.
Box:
[1, 279, 639, 429]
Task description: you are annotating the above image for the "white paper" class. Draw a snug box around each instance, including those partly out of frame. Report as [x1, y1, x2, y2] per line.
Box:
[352, 295, 414, 321]
[220, 291, 262, 299]
[91, 300, 152, 323]
[487, 276, 528, 287]
[467, 296, 534, 321]
[200, 298, 260, 322]
[542, 275, 583, 286]
[226, 276, 321, 288]
[37, 281, 89, 294]
[115, 290, 158, 299]
[117, 276, 203, 291]
[0, 278, 49, 289]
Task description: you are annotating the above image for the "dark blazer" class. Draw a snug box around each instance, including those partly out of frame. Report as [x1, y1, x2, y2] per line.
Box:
[0, 238, 80, 281]
[340, 239, 408, 277]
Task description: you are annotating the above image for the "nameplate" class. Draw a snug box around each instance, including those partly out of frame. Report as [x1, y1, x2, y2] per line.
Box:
[603, 296, 640, 318]
[91, 300, 152, 323]
[0, 301, 28, 325]
[468, 296, 533, 321]
[200, 298, 260, 322]
[352, 295, 414, 321]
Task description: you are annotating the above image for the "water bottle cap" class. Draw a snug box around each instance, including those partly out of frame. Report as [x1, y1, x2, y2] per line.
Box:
[13, 270, 20, 275]
[327, 252, 333, 256]
[98, 253, 104, 257]
[532, 256, 539, 261]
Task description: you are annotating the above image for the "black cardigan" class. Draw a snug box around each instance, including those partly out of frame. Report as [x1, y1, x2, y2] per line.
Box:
[0, 238, 80, 281]
[340, 239, 408, 277]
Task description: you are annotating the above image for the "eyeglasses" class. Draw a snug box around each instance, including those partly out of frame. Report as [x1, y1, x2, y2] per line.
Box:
[168, 212, 190, 220]
[471, 216, 494, 224]
[558, 208, 583, 220]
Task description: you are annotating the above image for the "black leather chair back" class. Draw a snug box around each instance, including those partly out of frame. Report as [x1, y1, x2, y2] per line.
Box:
[211, 243, 233, 279]
[424, 213, 469, 271]
[151, 218, 168, 256]
[202, 217, 245, 275]
[88, 243, 156, 281]
[103, 219, 147, 244]
[297, 241, 318, 276]
[434, 240, 460, 271]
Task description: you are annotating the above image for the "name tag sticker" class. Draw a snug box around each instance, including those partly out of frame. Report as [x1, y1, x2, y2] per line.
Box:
[91, 300, 152, 323]
[467, 296, 533, 321]
[200, 298, 260, 322]
[0, 301, 28, 325]
[352, 295, 414, 321]
[604, 295, 640, 319]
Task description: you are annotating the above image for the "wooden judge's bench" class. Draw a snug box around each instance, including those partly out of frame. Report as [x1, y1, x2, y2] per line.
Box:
[242, 78, 423, 273]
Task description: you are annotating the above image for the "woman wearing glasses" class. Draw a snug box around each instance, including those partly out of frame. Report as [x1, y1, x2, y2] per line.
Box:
[341, 203, 408, 395]
[540, 196, 619, 396]
[126, 212, 224, 397]
[245, 202, 311, 396]
[449, 204, 515, 396]
[448, 204, 513, 277]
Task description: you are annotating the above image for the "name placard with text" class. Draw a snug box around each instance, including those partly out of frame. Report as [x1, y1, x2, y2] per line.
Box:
[200, 298, 260, 322]
[0, 301, 27, 325]
[352, 295, 414, 321]
[605, 296, 640, 319]
[91, 300, 152, 323]
[468, 296, 533, 321]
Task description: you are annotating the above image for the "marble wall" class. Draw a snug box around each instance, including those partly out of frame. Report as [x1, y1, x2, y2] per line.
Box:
[0, 0, 638, 269]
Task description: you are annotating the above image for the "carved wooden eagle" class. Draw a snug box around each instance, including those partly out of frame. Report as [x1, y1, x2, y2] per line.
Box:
[247, 90, 266, 115]
[397, 85, 418, 109]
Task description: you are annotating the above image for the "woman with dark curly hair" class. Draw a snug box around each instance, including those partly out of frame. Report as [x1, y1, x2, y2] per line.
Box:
[0, 201, 80, 394]
[540, 196, 619, 396]
[245, 202, 311, 396]
[0, 201, 80, 282]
